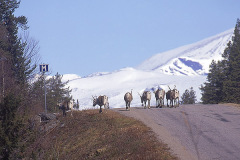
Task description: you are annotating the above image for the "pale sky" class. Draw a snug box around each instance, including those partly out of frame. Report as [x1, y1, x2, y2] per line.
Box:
[15, 0, 240, 76]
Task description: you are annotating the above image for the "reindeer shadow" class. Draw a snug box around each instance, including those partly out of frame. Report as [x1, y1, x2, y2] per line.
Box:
[135, 107, 146, 110]
[135, 106, 153, 110]
[118, 109, 130, 112]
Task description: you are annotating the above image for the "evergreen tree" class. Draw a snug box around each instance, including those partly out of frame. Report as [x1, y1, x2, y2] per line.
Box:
[0, 0, 34, 85]
[47, 73, 72, 111]
[181, 88, 190, 104]
[30, 73, 72, 112]
[201, 19, 240, 104]
[29, 74, 45, 112]
[181, 87, 196, 104]
[73, 99, 80, 109]
[0, 94, 21, 159]
[222, 19, 240, 103]
[0, 1, 40, 158]
[200, 60, 225, 104]
[76, 99, 79, 109]
[189, 87, 197, 104]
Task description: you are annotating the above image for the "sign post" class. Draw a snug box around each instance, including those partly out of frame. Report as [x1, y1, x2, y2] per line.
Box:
[40, 64, 49, 113]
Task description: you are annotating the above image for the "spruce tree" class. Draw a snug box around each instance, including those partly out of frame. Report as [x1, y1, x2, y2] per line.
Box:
[189, 87, 197, 104]
[201, 19, 240, 104]
[0, 1, 39, 158]
[222, 19, 240, 103]
[46, 73, 72, 112]
[181, 87, 196, 104]
[0, 94, 21, 159]
[29, 74, 45, 112]
[181, 88, 190, 104]
[200, 60, 224, 104]
[76, 99, 79, 109]
[0, 0, 33, 85]
[30, 73, 72, 112]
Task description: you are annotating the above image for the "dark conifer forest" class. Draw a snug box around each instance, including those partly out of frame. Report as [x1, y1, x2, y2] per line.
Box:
[0, 1, 71, 158]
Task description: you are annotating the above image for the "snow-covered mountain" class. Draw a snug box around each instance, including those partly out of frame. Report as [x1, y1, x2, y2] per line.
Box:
[63, 29, 233, 110]
[62, 74, 81, 82]
[137, 29, 233, 75]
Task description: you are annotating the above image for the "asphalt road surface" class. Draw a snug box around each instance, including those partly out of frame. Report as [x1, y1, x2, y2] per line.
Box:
[114, 104, 240, 160]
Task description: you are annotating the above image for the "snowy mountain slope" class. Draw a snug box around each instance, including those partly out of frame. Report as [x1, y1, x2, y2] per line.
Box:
[62, 74, 81, 82]
[64, 68, 206, 110]
[62, 29, 234, 110]
[137, 29, 233, 75]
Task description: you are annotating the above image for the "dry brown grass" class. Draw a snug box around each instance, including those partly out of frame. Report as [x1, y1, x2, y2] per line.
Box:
[26, 109, 178, 160]
[219, 103, 240, 109]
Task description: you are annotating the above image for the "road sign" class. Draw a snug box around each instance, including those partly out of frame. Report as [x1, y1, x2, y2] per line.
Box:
[40, 64, 49, 72]
[39, 64, 49, 113]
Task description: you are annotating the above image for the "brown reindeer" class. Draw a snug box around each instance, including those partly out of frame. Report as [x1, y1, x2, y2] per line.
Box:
[166, 89, 173, 107]
[93, 95, 109, 113]
[166, 86, 179, 108]
[124, 90, 133, 110]
[58, 100, 73, 116]
[139, 91, 151, 109]
[172, 87, 180, 107]
[154, 88, 165, 108]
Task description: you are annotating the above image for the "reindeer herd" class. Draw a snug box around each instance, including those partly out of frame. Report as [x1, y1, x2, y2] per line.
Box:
[92, 86, 179, 113]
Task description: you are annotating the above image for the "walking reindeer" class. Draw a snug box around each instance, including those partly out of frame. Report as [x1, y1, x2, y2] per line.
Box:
[166, 86, 179, 108]
[154, 88, 165, 108]
[92, 95, 109, 113]
[139, 91, 151, 109]
[124, 90, 133, 110]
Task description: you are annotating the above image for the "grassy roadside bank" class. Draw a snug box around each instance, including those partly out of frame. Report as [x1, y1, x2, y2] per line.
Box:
[220, 103, 240, 109]
[26, 109, 178, 160]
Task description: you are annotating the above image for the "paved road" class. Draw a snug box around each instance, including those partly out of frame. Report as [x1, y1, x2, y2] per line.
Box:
[114, 104, 240, 160]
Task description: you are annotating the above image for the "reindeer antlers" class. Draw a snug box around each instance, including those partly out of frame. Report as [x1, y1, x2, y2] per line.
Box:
[168, 85, 176, 90]
[168, 85, 171, 90]
[137, 92, 142, 97]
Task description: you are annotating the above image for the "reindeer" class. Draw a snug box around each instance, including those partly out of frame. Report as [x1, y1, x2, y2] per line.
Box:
[92, 95, 109, 113]
[58, 100, 73, 116]
[124, 90, 133, 110]
[172, 86, 180, 107]
[166, 86, 173, 107]
[166, 86, 179, 108]
[139, 91, 151, 109]
[154, 88, 165, 108]
[59, 100, 67, 116]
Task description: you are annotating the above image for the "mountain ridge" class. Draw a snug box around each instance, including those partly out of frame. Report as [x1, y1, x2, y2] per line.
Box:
[137, 28, 233, 75]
